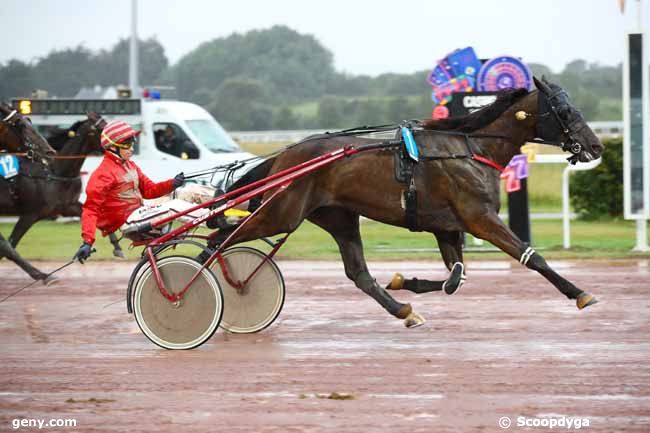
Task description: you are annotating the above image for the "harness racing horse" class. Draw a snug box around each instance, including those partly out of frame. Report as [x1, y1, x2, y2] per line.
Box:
[0, 102, 58, 283]
[219, 77, 604, 327]
[0, 113, 106, 258]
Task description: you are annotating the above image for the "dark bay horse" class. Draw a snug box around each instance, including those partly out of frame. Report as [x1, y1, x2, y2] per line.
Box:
[0, 102, 57, 282]
[220, 77, 603, 327]
[0, 113, 105, 259]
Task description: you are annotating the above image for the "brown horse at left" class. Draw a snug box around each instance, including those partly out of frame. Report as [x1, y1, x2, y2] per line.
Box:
[0, 102, 57, 283]
[1, 113, 106, 260]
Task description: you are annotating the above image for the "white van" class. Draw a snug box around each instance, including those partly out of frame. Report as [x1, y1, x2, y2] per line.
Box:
[12, 97, 257, 196]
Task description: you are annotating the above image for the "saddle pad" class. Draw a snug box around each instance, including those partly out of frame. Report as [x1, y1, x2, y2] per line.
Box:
[0, 155, 19, 179]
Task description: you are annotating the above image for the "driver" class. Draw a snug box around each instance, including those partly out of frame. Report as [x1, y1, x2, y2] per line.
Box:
[73, 120, 185, 262]
[157, 125, 181, 156]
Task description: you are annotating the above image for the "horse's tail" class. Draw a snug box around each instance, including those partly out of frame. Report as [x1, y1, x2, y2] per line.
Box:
[227, 156, 277, 192]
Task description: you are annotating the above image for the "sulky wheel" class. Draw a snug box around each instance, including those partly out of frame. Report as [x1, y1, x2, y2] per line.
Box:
[210, 247, 285, 334]
[133, 256, 223, 350]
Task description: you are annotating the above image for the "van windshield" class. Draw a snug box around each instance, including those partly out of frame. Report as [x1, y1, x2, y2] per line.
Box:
[186, 119, 241, 153]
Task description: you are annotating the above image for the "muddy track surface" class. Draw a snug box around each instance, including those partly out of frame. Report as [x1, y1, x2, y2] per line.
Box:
[1, 259, 649, 432]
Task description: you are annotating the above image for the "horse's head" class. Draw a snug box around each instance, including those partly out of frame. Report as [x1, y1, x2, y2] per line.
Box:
[0, 102, 56, 159]
[533, 77, 603, 163]
[65, 112, 106, 155]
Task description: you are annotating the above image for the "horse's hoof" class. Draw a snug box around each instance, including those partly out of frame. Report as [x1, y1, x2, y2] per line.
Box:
[386, 273, 404, 290]
[42, 275, 59, 286]
[113, 249, 126, 259]
[404, 311, 425, 328]
[577, 293, 598, 310]
[442, 262, 466, 295]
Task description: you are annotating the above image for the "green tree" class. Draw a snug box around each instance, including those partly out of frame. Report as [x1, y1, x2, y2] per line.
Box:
[32, 46, 97, 96]
[0, 60, 34, 99]
[95, 37, 169, 86]
[529, 62, 554, 78]
[272, 106, 298, 129]
[355, 99, 386, 126]
[367, 71, 430, 97]
[208, 77, 271, 130]
[571, 88, 601, 121]
[173, 25, 336, 103]
[386, 96, 413, 122]
[317, 96, 345, 128]
[570, 137, 623, 219]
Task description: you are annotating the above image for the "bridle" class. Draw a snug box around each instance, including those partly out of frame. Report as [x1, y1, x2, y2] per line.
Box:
[534, 87, 590, 164]
[31, 114, 107, 161]
[7, 114, 108, 182]
[1, 109, 51, 162]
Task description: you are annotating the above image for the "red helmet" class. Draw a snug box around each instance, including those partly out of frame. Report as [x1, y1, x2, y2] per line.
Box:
[101, 120, 141, 149]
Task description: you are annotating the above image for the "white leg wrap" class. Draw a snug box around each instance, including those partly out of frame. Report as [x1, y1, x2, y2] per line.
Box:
[519, 247, 535, 265]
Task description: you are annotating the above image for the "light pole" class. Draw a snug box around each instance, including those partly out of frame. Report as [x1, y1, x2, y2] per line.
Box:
[129, 0, 139, 96]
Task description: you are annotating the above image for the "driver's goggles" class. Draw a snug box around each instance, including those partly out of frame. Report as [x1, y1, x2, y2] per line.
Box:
[113, 137, 136, 149]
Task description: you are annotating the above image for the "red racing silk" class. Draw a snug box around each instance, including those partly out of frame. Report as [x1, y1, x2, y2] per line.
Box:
[81, 151, 174, 244]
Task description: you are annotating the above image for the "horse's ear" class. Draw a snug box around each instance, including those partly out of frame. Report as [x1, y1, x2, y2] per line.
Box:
[533, 76, 551, 94]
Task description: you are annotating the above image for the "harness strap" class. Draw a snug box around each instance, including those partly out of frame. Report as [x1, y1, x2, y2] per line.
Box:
[3, 110, 17, 122]
[405, 174, 419, 232]
[471, 155, 505, 172]
[0, 151, 29, 157]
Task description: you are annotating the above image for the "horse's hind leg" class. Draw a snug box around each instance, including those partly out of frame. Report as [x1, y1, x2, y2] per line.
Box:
[386, 230, 465, 295]
[308, 207, 424, 328]
[464, 212, 596, 309]
[0, 234, 54, 284]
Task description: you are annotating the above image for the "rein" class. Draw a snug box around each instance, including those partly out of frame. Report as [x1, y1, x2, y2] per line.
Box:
[294, 122, 510, 172]
[49, 154, 93, 160]
[0, 152, 89, 159]
[16, 171, 81, 182]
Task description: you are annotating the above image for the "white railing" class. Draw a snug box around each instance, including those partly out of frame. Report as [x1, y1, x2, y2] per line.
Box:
[534, 154, 602, 248]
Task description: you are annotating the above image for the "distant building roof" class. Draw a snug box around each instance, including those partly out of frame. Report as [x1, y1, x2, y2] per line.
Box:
[74, 85, 119, 99]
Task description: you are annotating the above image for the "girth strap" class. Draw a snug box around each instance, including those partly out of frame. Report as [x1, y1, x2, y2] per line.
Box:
[404, 172, 419, 232]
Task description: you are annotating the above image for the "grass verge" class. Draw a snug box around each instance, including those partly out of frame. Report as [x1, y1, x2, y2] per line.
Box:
[2, 218, 647, 262]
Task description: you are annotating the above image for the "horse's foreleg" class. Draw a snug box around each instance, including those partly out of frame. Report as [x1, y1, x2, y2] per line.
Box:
[8, 214, 39, 248]
[308, 207, 424, 328]
[386, 230, 465, 295]
[0, 233, 53, 283]
[465, 212, 596, 309]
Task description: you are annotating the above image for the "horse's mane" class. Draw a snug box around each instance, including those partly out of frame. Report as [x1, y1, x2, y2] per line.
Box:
[47, 120, 85, 150]
[422, 88, 529, 133]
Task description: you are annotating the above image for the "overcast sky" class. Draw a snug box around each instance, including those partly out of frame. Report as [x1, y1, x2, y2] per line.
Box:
[2, 0, 648, 76]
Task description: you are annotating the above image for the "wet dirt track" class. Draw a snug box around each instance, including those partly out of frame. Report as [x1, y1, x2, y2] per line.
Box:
[1, 259, 649, 433]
